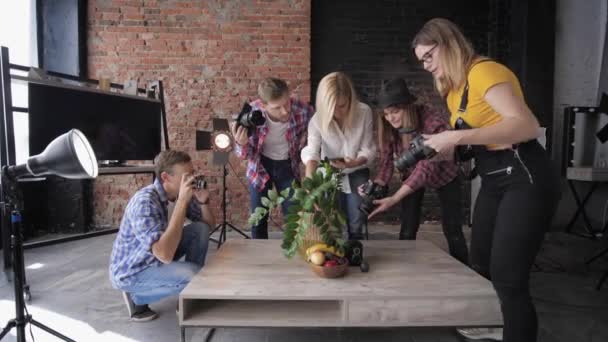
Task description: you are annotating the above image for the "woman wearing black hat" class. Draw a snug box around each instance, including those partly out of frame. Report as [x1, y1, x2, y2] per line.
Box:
[363, 78, 468, 265]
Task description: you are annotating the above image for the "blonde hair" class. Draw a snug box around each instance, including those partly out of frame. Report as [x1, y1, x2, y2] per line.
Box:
[412, 18, 478, 97]
[258, 77, 289, 103]
[315, 72, 357, 133]
[377, 103, 419, 146]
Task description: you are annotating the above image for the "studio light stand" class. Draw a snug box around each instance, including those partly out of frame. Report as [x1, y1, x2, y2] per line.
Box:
[0, 129, 98, 342]
[196, 118, 249, 248]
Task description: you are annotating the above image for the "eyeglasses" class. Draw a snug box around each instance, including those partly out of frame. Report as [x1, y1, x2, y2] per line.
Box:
[418, 44, 438, 64]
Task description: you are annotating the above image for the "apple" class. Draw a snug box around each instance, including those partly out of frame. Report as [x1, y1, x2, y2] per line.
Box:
[309, 251, 325, 266]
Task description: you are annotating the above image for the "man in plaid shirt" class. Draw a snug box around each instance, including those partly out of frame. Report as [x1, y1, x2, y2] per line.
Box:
[364, 79, 468, 265]
[109, 150, 215, 321]
[231, 78, 313, 239]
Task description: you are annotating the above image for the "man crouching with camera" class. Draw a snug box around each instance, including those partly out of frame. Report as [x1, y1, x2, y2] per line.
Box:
[361, 79, 468, 265]
[231, 77, 314, 239]
[109, 150, 215, 321]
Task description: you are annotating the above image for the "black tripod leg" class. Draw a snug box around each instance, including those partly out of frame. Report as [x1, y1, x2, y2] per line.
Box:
[29, 318, 76, 342]
[205, 328, 216, 342]
[180, 326, 186, 342]
[0, 319, 16, 340]
[586, 247, 608, 265]
[226, 223, 250, 239]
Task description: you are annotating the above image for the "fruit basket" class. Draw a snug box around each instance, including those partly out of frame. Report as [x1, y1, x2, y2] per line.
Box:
[306, 243, 349, 278]
[308, 259, 349, 278]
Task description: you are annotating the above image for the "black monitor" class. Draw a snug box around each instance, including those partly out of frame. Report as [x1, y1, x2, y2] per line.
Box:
[28, 82, 162, 162]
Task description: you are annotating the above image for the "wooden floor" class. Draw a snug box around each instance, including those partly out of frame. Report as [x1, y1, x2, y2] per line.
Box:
[180, 239, 502, 328]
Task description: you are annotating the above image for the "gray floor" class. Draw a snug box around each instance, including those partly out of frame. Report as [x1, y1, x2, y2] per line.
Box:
[0, 225, 607, 342]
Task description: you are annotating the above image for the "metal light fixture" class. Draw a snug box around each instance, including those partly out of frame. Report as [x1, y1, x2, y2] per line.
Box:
[0, 129, 97, 342]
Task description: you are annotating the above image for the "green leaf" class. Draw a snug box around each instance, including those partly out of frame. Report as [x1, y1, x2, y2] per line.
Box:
[268, 189, 278, 202]
[280, 188, 291, 199]
[302, 178, 313, 190]
[261, 197, 271, 208]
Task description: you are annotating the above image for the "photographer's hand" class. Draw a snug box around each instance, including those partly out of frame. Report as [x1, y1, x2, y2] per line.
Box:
[177, 173, 196, 205]
[230, 122, 248, 146]
[331, 157, 365, 169]
[368, 196, 399, 220]
[194, 188, 210, 205]
[422, 131, 463, 154]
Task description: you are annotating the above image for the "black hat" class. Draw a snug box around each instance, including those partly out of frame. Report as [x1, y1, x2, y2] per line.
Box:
[376, 79, 417, 109]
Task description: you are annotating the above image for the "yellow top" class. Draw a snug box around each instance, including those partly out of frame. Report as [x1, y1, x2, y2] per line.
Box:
[446, 60, 524, 129]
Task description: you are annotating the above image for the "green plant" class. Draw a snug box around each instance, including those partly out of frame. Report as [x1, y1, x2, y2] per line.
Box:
[248, 160, 347, 258]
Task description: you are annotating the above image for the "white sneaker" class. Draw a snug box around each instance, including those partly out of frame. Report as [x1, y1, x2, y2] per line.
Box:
[456, 327, 503, 340]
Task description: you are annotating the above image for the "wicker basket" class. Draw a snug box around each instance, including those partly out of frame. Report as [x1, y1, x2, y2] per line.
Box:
[298, 214, 323, 260]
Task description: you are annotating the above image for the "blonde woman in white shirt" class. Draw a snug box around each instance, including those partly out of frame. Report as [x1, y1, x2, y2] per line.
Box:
[301, 72, 376, 240]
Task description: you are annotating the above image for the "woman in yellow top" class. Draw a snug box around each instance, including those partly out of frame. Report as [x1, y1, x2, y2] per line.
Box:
[413, 18, 560, 342]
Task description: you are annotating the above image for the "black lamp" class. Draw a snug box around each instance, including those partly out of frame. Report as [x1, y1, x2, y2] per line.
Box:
[195, 118, 250, 247]
[0, 129, 97, 342]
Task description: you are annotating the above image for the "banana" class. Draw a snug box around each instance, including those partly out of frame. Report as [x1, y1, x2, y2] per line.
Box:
[306, 243, 344, 258]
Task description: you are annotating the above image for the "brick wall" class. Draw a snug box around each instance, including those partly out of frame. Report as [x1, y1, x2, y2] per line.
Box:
[88, 0, 311, 228]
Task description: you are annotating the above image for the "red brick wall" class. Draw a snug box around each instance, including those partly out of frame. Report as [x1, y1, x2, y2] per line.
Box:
[88, 0, 311, 228]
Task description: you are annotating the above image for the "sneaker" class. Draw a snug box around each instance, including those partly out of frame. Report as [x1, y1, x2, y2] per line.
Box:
[456, 327, 503, 340]
[130, 307, 158, 322]
[122, 292, 158, 322]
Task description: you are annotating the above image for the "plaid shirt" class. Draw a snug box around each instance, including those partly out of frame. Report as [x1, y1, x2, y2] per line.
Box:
[234, 97, 314, 191]
[109, 178, 203, 288]
[375, 105, 459, 191]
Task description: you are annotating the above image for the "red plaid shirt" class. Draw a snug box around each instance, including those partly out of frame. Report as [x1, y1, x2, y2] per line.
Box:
[234, 97, 314, 191]
[375, 105, 459, 191]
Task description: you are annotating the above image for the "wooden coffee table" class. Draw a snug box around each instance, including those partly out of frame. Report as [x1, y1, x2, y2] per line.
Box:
[179, 239, 502, 341]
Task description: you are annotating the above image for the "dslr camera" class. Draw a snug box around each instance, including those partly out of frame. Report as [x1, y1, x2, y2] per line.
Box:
[358, 180, 388, 215]
[235, 102, 265, 134]
[192, 175, 207, 190]
[394, 134, 437, 171]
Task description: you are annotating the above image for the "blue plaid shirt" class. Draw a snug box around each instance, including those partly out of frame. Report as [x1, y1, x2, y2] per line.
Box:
[109, 178, 203, 288]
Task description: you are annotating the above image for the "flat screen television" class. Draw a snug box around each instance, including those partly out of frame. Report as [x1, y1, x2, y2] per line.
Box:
[28, 82, 162, 162]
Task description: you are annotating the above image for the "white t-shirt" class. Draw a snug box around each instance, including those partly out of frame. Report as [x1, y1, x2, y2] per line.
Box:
[262, 116, 290, 160]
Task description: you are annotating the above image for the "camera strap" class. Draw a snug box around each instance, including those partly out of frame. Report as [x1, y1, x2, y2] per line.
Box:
[456, 58, 493, 179]
[457, 58, 494, 114]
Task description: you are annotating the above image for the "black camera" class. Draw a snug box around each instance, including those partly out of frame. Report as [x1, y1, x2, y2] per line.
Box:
[192, 175, 207, 190]
[344, 240, 364, 266]
[358, 180, 388, 215]
[236, 103, 265, 131]
[394, 134, 437, 171]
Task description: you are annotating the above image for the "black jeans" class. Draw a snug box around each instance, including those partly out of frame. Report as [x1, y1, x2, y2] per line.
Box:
[399, 177, 469, 265]
[471, 141, 560, 342]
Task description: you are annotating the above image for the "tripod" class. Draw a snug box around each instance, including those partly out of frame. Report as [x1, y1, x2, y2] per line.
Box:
[0, 173, 75, 342]
[208, 164, 249, 248]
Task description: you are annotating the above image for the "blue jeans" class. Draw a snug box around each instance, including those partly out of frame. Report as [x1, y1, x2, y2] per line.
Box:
[249, 156, 295, 239]
[121, 222, 209, 305]
[339, 168, 370, 240]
